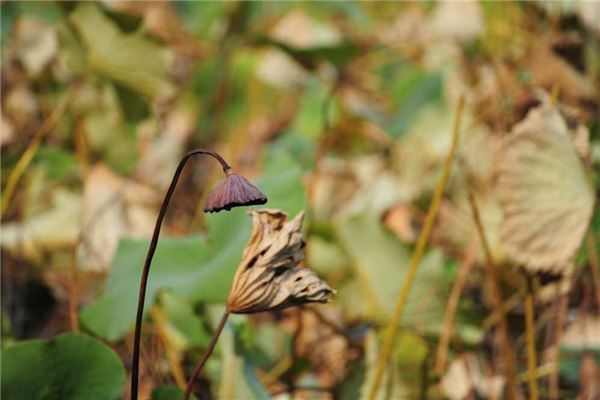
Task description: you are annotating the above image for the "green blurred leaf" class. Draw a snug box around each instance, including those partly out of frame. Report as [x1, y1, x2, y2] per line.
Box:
[2, 0, 65, 39]
[242, 360, 271, 400]
[216, 316, 270, 400]
[192, 49, 261, 142]
[336, 212, 481, 341]
[292, 77, 335, 140]
[307, 236, 349, 276]
[83, 110, 138, 175]
[257, 36, 359, 70]
[1, 333, 125, 400]
[69, 3, 174, 99]
[388, 69, 443, 136]
[374, 62, 443, 138]
[81, 148, 305, 340]
[360, 330, 411, 399]
[56, 21, 87, 76]
[275, 78, 337, 170]
[114, 83, 150, 122]
[1, 314, 14, 349]
[173, 2, 227, 38]
[33, 145, 79, 182]
[151, 386, 198, 400]
[157, 292, 212, 350]
[81, 82, 138, 175]
[304, 2, 371, 27]
[336, 211, 411, 318]
[233, 321, 291, 370]
[559, 349, 600, 387]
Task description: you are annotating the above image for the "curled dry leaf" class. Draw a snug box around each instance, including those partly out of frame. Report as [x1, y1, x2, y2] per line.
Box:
[495, 103, 594, 274]
[227, 209, 335, 314]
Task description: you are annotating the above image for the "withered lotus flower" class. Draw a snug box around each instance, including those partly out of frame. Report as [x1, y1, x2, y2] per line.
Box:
[227, 209, 335, 313]
[204, 169, 267, 213]
[183, 208, 335, 400]
[132, 149, 268, 400]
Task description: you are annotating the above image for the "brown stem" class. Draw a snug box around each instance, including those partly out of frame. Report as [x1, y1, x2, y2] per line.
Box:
[183, 311, 230, 400]
[525, 277, 539, 400]
[434, 239, 477, 374]
[549, 292, 568, 399]
[130, 150, 230, 400]
[467, 192, 518, 399]
[586, 231, 600, 309]
[68, 243, 80, 333]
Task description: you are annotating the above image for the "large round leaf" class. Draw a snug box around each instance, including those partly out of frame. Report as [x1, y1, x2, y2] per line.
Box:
[1, 333, 125, 400]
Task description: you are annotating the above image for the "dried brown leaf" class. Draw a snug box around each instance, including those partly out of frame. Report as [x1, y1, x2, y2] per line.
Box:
[495, 103, 594, 273]
[227, 209, 335, 314]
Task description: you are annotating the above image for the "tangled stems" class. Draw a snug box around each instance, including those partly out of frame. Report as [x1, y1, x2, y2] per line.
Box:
[130, 150, 231, 400]
[183, 311, 230, 400]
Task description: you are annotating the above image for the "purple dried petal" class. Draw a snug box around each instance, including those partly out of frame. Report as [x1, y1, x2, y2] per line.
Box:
[203, 171, 267, 213]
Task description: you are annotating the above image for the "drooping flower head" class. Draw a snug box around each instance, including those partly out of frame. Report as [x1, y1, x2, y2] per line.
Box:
[204, 169, 267, 213]
[227, 209, 335, 314]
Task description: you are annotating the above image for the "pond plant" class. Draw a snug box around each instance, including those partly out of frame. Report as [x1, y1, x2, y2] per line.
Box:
[130, 150, 268, 400]
[130, 150, 334, 400]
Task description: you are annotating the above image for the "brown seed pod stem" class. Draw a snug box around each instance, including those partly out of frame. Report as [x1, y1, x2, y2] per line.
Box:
[183, 311, 230, 400]
[468, 192, 518, 399]
[131, 149, 256, 400]
[525, 276, 539, 400]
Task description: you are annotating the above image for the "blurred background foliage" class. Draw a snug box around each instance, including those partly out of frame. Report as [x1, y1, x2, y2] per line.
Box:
[1, 1, 599, 400]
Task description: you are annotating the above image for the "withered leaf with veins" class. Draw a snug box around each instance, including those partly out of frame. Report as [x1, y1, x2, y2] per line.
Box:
[495, 102, 594, 274]
[227, 209, 335, 314]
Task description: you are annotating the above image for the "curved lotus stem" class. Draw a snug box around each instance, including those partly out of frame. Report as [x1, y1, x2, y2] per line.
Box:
[130, 150, 266, 400]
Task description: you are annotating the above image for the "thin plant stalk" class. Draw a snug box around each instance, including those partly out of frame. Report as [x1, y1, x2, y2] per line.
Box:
[68, 244, 80, 332]
[183, 311, 230, 400]
[1, 86, 76, 216]
[130, 150, 231, 400]
[525, 277, 539, 400]
[468, 192, 518, 399]
[586, 231, 600, 309]
[434, 239, 477, 374]
[367, 96, 464, 400]
[549, 292, 568, 399]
